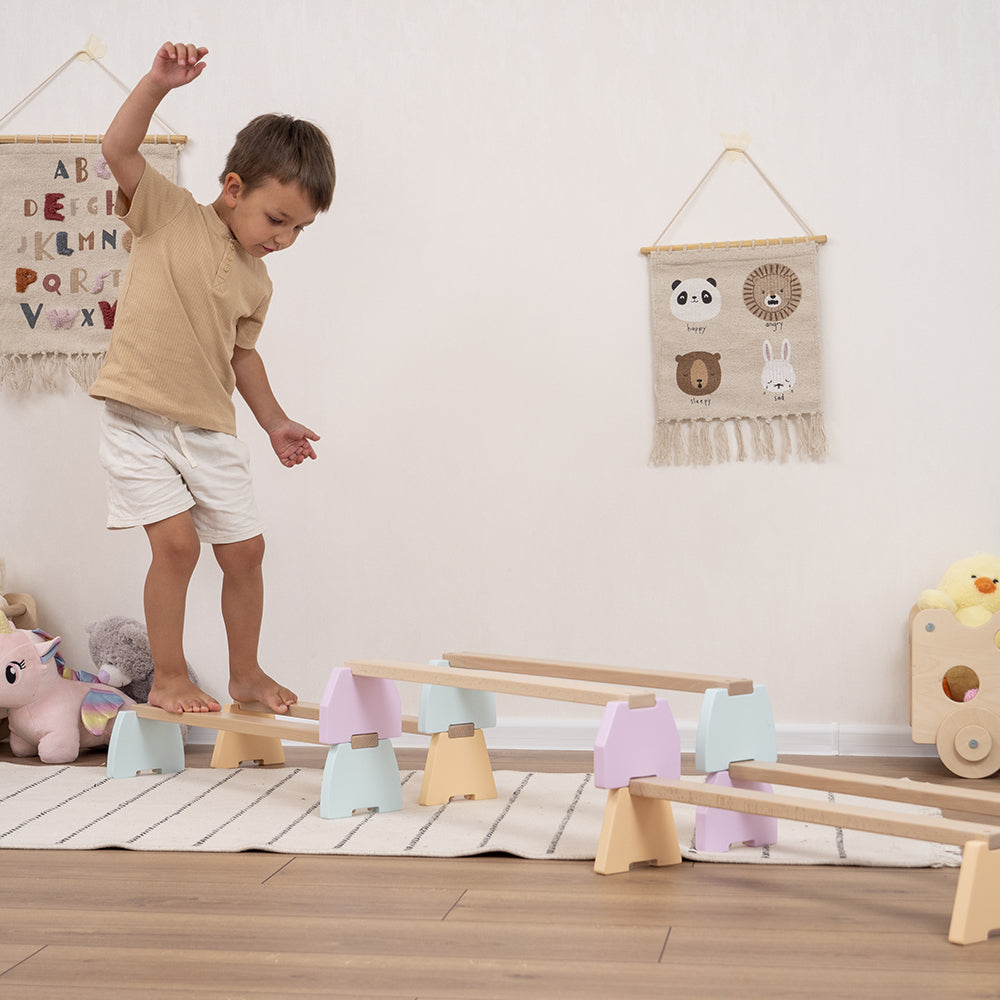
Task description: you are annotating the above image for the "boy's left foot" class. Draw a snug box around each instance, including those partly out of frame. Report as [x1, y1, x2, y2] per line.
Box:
[229, 665, 298, 714]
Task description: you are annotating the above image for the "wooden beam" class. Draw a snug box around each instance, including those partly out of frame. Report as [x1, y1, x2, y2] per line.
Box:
[443, 652, 754, 696]
[234, 701, 320, 721]
[132, 705, 324, 745]
[730, 761, 1000, 819]
[348, 659, 656, 709]
[629, 776, 1000, 850]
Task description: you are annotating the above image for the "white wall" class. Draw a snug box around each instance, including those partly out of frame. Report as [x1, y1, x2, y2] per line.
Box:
[3, 0, 998, 751]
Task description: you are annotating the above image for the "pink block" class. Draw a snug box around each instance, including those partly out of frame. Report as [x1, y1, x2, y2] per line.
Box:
[694, 770, 778, 853]
[593, 698, 681, 790]
[319, 667, 402, 745]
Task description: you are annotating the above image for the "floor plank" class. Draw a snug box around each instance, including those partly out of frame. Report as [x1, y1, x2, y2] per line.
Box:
[1, 747, 999, 999]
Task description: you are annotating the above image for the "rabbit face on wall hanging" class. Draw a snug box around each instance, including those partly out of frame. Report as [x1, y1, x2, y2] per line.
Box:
[761, 339, 796, 395]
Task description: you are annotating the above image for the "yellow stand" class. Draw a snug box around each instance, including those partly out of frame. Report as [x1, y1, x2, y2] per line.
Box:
[210, 704, 286, 768]
[418, 728, 497, 806]
[950, 841, 1000, 944]
[594, 787, 683, 875]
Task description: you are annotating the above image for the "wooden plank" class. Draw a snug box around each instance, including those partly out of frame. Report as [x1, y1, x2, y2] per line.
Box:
[730, 760, 1000, 819]
[348, 659, 656, 709]
[629, 776, 1000, 849]
[443, 651, 754, 696]
[132, 705, 324, 745]
[234, 701, 320, 720]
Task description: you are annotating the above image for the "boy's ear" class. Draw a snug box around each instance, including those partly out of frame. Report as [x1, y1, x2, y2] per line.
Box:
[221, 172, 245, 207]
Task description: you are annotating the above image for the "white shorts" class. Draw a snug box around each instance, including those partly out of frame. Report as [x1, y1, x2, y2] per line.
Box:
[99, 401, 264, 545]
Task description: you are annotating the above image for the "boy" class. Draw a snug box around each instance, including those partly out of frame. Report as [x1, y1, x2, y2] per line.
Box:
[90, 42, 335, 715]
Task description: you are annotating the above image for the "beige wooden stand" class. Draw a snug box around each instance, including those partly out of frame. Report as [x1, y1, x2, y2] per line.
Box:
[210, 704, 289, 768]
[594, 788, 682, 875]
[626, 765, 1000, 945]
[419, 727, 497, 806]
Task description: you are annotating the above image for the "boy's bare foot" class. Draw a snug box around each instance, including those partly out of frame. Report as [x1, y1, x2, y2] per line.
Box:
[148, 676, 222, 714]
[229, 665, 297, 715]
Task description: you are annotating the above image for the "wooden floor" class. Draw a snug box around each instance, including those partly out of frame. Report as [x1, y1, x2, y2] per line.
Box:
[1, 741, 999, 999]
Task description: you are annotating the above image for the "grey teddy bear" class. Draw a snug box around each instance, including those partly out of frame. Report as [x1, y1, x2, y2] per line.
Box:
[86, 616, 201, 739]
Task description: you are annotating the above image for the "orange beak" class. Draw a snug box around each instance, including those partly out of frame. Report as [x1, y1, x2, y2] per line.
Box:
[975, 577, 997, 595]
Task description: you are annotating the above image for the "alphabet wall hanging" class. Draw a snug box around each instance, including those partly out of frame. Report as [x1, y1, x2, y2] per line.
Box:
[642, 134, 827, 465]
[0, 37, 185, 391]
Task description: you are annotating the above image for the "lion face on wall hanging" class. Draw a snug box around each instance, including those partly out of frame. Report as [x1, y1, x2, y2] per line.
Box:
[743, 263, 802, 321]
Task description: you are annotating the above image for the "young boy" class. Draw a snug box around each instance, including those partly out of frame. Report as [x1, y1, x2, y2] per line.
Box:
[90, 42, 335, 715]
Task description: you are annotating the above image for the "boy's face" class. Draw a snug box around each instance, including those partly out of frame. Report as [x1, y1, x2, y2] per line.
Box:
[222, 175, 317, 258]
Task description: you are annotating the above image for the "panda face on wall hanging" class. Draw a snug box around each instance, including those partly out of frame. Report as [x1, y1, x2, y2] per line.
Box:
[669, 277, 721, 323]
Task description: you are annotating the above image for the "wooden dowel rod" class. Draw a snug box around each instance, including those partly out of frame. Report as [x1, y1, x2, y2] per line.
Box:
[348, 659, 656, 709]
[629, 776, 1000, 850]
[132, 705, 324, 745]
[0, 599, 26, 617]
[401, 714, 420, 734]
[0, 134, 186, 145]
[730, 761, 1000, 819]
[443, 652, 754, 696]
[640, 234, 827, 255]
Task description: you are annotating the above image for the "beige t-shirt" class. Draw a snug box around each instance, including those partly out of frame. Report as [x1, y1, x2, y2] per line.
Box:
[89, 161, 272, 435]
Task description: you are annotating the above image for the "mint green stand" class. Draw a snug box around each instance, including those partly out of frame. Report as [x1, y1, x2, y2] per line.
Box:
[320, 739, 403, 819]
[106, 710, 186, 778]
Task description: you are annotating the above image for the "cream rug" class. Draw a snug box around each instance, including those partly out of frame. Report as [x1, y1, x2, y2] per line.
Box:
[0, 763, 960, 866]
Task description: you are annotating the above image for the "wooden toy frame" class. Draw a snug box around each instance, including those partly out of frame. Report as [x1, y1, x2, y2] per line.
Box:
[104, 651, 1000, 945]
[910, 605, 1000, 778]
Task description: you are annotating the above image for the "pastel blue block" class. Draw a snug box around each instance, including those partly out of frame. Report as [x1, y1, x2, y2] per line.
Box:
[418, 668, 497, 734]
[106, 711, 186, 778]
[695, 685, 777, 773]
[320, 739, 403, 819]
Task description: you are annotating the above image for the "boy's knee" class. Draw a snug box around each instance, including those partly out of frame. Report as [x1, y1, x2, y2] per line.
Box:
[215, 534, 265, 574]
[147, 518, 201, 572]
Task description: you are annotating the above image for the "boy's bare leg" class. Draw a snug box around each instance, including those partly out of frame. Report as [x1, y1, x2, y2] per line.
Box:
[144, 512, 222, 713]
[214, 535, 297, 714]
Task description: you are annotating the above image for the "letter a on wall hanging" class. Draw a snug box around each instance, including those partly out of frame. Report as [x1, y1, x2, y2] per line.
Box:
[642, 135, 828, 465]
[0, 38, 184, 391]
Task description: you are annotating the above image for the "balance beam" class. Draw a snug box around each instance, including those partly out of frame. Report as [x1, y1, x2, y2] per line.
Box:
[347, 659, 657, 708]
[132, 704, 326, 746]
[443, 652, 754, 697]
[729, 760, 1000, 820]
[629, 775, 1000, 850]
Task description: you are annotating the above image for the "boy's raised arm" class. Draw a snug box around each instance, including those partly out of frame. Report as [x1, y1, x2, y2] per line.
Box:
[102, 42, 208, 203]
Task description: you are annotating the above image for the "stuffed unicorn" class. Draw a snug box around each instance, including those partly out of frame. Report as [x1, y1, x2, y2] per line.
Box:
[0, 608, 135, 763]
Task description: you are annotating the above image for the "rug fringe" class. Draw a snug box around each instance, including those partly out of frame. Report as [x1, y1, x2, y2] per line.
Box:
[650, 413, 828, 466]
[0, 353, 105, 392]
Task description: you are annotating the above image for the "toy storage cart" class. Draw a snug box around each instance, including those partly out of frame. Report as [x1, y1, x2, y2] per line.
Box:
[910, 606, 1000, 778]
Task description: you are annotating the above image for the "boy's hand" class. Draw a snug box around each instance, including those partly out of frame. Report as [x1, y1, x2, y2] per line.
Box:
[150, 42, 209, 90]
[269, 421, 320, 467]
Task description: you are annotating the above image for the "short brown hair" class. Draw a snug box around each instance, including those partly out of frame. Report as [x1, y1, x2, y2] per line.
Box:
[220, 114, 336, 212]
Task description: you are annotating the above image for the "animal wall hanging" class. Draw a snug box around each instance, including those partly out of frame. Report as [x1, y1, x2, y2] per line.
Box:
[642, 135, 828, 466]
[0, 37, 185, 391]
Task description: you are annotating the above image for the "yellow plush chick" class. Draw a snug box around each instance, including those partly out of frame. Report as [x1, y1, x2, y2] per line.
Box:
[917, 554, 1000, 627]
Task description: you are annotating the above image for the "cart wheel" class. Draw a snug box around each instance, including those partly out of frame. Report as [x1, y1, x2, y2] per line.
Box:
[936, 705, 1000, 778]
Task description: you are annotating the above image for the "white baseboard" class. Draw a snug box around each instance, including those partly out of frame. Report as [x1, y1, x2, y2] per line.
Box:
[186, 718, 940, 758]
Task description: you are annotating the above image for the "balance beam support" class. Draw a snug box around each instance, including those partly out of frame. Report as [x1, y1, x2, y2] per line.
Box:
[594, 787, 682, 875]
[210, 704, 286, 768]
[950, 842, 1000, 945]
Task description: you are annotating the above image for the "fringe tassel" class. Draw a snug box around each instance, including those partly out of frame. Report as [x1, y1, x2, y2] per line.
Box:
[0, 353, 104, 392]
[650, 413, 828, 466]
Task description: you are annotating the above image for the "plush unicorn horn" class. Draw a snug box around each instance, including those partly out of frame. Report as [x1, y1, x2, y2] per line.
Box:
[0, 607, 13, 634]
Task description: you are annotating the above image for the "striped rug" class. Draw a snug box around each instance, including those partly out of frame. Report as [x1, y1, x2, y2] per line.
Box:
[0, 763, 959, 865]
